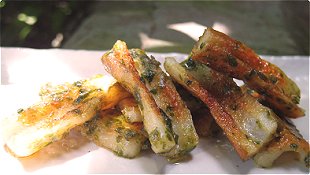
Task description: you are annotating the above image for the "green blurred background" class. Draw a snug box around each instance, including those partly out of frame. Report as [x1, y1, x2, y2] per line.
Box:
[1, 1, 309, 55]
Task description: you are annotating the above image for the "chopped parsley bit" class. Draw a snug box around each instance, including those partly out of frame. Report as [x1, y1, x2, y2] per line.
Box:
[84, 120, 97, 135]
[141, 69, 156, 83]
[73, 81, 83, 87]
[269, 75, 278, 84]
[257, 71, 268, 81]
[149, 128, 160, 143]
[290, 143, 298, 150]
[183, 58, 197, 70]
[114, 149, 124, 157]
[256, 120, 263, 129]
[124, 129, 137, 140]
[72, 109, 82, 114]
[17, 108, 24, 114]
[116, 135, 122, 143]
[200, 42, 206, 49]
[185, 80, 193, 85]
[227, 55, 238, 67]
[133, 90, 143, 110]
[247, 89, 255, 95]
[165, 129, 173, 141]
[304, 154, 309, 167]
[292, 95, 300, 104]
[230, 104, 238, 111]
[149, 88, 157, 95]
[74, 90, 91, 104]
[166, 106, 174, 117]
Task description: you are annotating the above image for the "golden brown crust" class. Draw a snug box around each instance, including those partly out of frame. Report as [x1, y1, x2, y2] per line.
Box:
[191, 28, 304, 118]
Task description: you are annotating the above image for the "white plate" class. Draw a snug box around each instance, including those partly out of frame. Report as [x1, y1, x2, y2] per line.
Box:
[0, 47, 309, 174]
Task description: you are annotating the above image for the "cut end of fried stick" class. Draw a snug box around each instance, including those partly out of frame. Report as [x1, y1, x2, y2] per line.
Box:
[101, 40, 176, 154]
[254, 116, 310, 168]
[79, 109, 147, 159]
[191, 28, 304, 119]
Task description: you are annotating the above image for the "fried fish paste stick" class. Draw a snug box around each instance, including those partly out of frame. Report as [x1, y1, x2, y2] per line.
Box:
[101, 40, 175, 154]
[254, 115, 309, 168]
[164, 57, 278, 160]
[191, 28, 304, 118]
[181, 58, 278, 147]
[79, 109, 147, 158]
[130, 49, 199, 161]
[3, 75, 121, 157]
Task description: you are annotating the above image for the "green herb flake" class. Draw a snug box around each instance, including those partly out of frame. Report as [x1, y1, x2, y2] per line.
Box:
[141, 69, 156, 83]
[183, 58, 197, 70]
[199, 42, 206, 49]
[133, 90, 143, 110]
[292, 95, 300, 104]
[185, 80, 193, 86]
[227, 55, 238, 67]
[290, 143, 298, 150]
[247, 89, 255, 95]
[115, 127, 123, 134]
[73, 81, 83, 87]
[17, 108, 24, 114]
[114, 149, 124, 157]
[256, 120, 263, 129]
[161, 109, 172, 131]
[166, 105, 174, 117]
[72, 109, 82, 114]
[116, 135, 122, 143]
[149, 128, 160, 143]
[230, 104, 238, 111]
[165, 129, 173, 141]
[84, 120, 97, 135]
[253, 140, 261, 145]
[269, 75, 278, 84]
[149, 88, 157, 95]
[74, 90, 91, 104]
[257, 71, 268, 81]
[304, 154, 309, 167]
[124, 129, 137, 140]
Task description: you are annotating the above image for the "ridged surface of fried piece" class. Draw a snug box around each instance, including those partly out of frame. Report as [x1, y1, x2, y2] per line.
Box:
[130, 49, 199, 161]
[191, 28, 304, 118]
[4, 75, 117, 157]
[101, 40, 175, 154]
[164, 57, 277, 160]
[79, 109, 147, 158]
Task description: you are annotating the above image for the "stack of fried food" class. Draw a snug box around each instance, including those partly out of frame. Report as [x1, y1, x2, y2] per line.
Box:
[2, 28, 309, 168]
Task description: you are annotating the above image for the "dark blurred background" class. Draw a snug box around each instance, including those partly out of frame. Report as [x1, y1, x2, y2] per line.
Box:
[1, 1, 309, 55]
